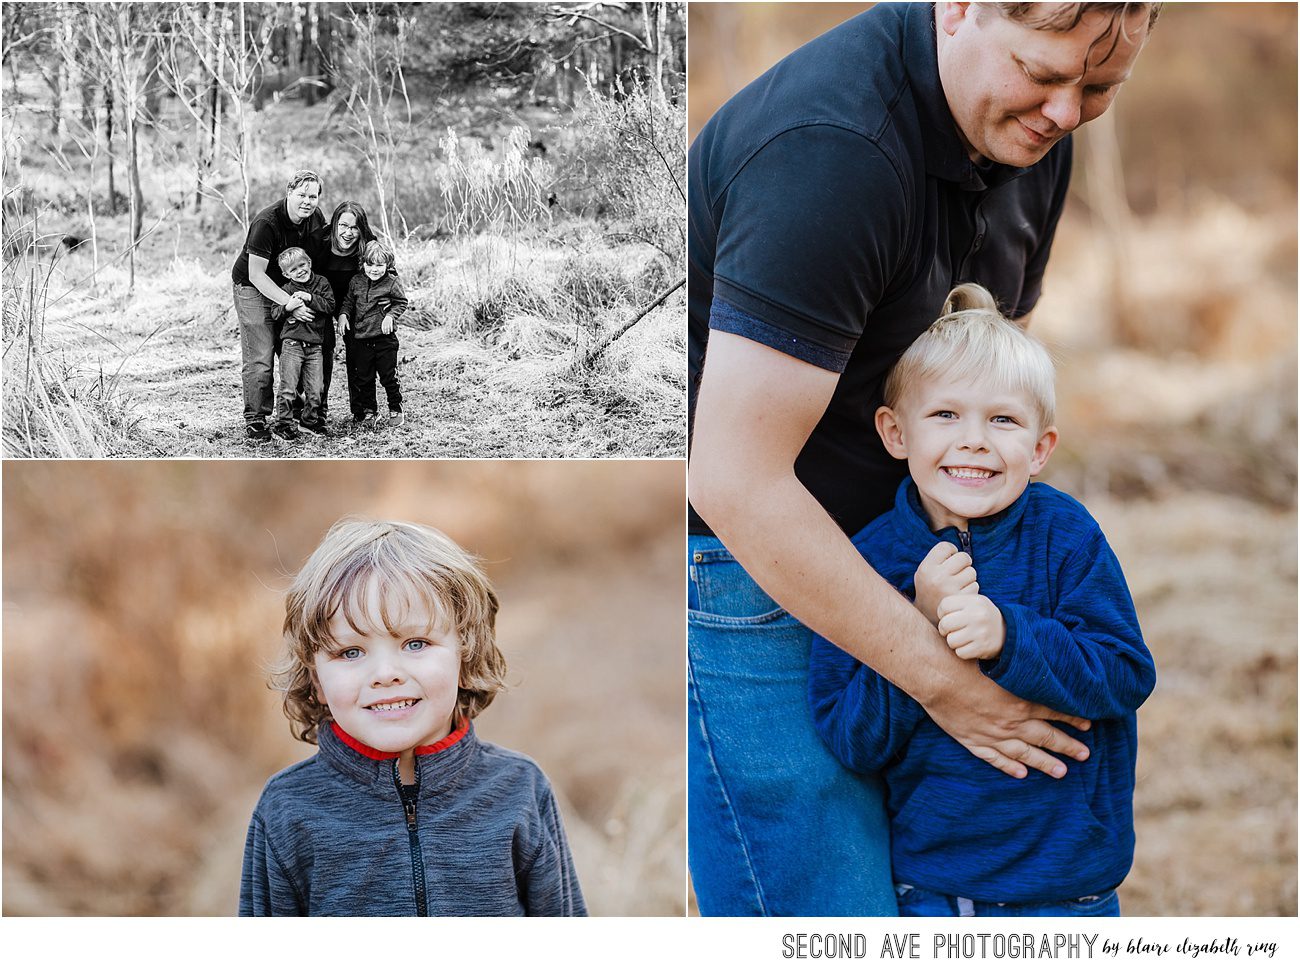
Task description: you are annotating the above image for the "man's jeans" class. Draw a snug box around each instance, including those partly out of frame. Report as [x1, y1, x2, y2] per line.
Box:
[687, 533, 896, 916]
[277, 339, 322, 426]
[234, 283, 276, 424]
[895, 883, 1121, 917]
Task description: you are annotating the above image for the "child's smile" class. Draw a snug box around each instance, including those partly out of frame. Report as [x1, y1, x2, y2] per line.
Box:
[312, 578, 462, 756]
[286, 263, 312, 284]
[363, 261, 387, 281]
[876, 373, 1057, 531]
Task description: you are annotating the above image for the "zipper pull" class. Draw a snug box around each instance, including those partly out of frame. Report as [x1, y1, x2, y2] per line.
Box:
[404, 799, 417, 829]
[958, 530, 972, 556]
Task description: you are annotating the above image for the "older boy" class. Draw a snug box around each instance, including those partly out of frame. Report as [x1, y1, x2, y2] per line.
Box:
[808, 284, 1155, 916]
[268, 248, 335, 441]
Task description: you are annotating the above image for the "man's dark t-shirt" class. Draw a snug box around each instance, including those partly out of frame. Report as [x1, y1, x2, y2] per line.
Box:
[232, 199, 327, 288]
[687, 2, 1072, 536]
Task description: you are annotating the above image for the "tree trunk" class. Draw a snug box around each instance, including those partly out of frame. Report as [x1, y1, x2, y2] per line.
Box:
[300, 2, 319, 106]
[105, 85, 117, 213]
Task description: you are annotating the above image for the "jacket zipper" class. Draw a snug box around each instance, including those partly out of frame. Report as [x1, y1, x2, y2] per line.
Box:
[391, 758, 428, 916]
[958, 530, 973, 558]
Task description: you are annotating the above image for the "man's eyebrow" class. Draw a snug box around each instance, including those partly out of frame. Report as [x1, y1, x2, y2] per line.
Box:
[1017, 55, 1130, 85]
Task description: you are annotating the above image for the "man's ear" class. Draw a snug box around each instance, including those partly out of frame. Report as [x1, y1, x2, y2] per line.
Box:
[875, 405, 909, 460]
[938, 2, 975, 37]
[1030, 425, 1059, 476]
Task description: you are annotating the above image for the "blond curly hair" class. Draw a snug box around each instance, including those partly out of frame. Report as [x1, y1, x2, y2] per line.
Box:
[272, 518, 507, 744]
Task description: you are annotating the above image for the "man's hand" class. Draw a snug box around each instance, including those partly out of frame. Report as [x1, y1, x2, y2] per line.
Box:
[925, 670, 1091, 779]
[937, 593, 1005, 660]
[338, 314, 350, 333]
[914, 541, 978, 624]
[381, 315, 394, 335]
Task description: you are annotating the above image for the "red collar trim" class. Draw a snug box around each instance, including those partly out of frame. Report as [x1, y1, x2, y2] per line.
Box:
[330, 718, 470, 761]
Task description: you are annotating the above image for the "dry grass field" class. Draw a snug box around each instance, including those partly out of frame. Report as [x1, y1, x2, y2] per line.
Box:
[2, 460, 686, 915]
[689, 2, 1297, 917]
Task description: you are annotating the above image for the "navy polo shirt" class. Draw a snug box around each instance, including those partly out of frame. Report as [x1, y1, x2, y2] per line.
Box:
[688, 2, 1072, 536]
[232, 199, 327, 288]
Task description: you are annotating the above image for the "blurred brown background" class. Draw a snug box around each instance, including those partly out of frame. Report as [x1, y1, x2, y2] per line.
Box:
[2, 460, 685, 915]
[690, 3, 1297, 916]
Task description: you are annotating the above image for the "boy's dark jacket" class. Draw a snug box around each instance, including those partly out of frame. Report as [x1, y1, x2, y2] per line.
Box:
[269, 271, 336, 344]
[239, 719, 586, 916]
[342, 270, 408, 339]
[808, 479, 1156, 903]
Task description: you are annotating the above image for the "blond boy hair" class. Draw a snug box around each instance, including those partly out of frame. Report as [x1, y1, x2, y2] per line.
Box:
[883, 282, 1056, 429]
[274, 518, 508, 744]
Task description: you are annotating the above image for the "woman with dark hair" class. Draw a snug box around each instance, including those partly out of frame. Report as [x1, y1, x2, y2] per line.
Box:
[307, 201, 376, 421]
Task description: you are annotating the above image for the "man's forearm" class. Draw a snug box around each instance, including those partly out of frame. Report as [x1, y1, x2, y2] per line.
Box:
[695, 467, 959, 709]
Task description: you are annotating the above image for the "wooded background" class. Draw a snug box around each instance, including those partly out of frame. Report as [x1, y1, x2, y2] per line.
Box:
[2, 2, 687, 458]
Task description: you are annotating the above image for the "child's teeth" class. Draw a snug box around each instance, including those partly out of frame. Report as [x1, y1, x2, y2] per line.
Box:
[371, 700, 416, 711]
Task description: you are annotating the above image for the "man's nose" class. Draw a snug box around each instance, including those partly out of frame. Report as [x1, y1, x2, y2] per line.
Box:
[1040, 86, 1083, 132]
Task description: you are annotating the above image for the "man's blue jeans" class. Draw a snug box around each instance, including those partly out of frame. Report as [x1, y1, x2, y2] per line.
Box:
[687, 534, 896, 916]
[277, 339, 322, 426]
[895, 883, 1121, 917]
[234, 283, 276, 424]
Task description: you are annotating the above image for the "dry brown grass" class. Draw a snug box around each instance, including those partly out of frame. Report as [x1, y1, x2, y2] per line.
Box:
[2, 460, 686, 915]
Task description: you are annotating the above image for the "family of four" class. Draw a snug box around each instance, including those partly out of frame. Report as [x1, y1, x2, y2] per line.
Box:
[231, 172, 409, 443]
[688, 1, 1159, 917]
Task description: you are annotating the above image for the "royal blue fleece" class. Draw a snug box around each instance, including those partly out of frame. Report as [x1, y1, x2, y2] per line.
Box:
[808, 479, 1155, 903]
[239, 720, 586, 916]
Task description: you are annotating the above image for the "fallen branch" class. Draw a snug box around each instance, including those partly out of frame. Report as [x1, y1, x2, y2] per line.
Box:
[580, 275, 684, 368]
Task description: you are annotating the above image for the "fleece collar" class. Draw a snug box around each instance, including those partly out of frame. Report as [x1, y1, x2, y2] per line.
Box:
[889, 475, 1034, 561]
[317, 717, 478, 797]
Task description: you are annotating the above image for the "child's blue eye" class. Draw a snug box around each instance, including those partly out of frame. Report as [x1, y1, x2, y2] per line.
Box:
[340, 647, 363, 660]
[405, 639, 430, 653]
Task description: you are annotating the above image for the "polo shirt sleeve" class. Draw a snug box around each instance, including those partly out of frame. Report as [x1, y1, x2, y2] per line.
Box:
[711, 125, 908, 372]
[244, 213, 279, 261]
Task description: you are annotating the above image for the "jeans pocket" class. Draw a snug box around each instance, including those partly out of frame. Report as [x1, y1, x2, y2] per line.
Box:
[688, 547, 796, 627]
[1064, 887, 1120, 916]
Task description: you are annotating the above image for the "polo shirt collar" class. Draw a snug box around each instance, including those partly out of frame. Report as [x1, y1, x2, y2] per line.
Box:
[317, 717, 479, 797]
[904, 3, 1034, 191]
[889, 475, 1033, 557]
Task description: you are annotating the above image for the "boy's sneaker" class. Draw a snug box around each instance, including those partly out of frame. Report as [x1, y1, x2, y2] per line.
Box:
[363, 411, 380, 428]
[272, 421, 299, 442]
[387, 410, 405, 428]
[298, 419, 328, 437]
[245, 420, 271, 442]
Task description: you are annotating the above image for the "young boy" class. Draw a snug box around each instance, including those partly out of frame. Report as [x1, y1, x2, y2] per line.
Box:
[339, 240, 408, 429]
[808, 283, 1156, 918]
[268, 247, 335, 440]
[240, 519, 587, 916]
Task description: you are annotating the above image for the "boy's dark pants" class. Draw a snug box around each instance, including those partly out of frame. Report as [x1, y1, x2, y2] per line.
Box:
[346, 334, 402, 418]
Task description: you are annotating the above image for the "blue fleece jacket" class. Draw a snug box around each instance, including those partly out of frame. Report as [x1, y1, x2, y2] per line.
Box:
[808, 479, 1155, 903]
[239, 719, 586, 916]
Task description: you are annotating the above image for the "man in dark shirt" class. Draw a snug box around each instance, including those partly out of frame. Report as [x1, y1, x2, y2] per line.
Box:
[232, 170, 327, 440]
[687, 2, 1156, 916]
